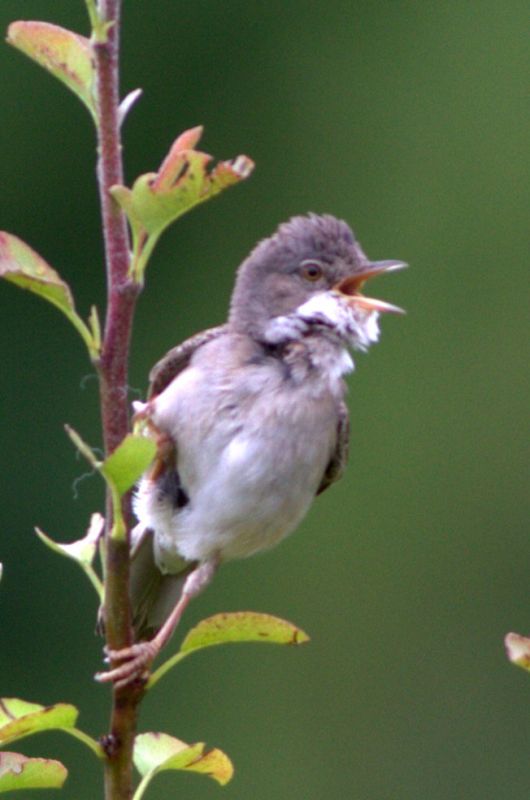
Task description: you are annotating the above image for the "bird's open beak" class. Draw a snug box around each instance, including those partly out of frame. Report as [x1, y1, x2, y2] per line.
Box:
[333, 260, 407, 314]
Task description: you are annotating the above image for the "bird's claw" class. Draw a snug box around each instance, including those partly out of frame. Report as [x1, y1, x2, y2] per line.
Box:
[95, 641, 158, 689]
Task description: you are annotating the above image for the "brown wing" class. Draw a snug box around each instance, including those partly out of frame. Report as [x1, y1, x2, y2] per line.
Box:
[148, 324, 229, 398]
[316, 401, 350, 496]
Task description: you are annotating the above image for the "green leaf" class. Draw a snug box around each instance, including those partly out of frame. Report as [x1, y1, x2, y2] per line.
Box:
[0, 752, 67, 793]
[65, 427, 155, 543]
[36, 513, 104, 567]
[111, 126, 254, 283]
[7, 21, 96, 120]
[0, 232, 98, 358]
[182, 611, 310, 653]
[36, 513, 104, 600]
[505, 632, 530, 671]
[148, 612, 310, 689]
[65, 428, 155, 499]
[133, 733, 233, 799]
[0, 232, 74, 310]
[0, 699, 78, 747]
[101, 434, 156, 497]
[0, 699, 101, 760]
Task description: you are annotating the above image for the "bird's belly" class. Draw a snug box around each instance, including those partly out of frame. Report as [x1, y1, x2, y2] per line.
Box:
[154, 415, 334, 568]
[142, 360, 342, 572]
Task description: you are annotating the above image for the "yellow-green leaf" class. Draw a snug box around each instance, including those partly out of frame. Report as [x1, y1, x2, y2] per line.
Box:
[111, 126, 254, 283]
[0, 752, 67, 793]
[0, 699, 78, 747]
[36, 514, 104, 600]
[148, 612, 310, 689]
[0, 232, 74, 310]
[7, 21, 96, 120]
[134, 734, 203, 776]
[181, 611, 310, 654]
[0, 232, 98, 357]
[134, 733, 233, 794]
[101, 434, 156, 497]
[115, 150, 254, 236]
[184, 747, 234, 785]
[64, 428, 153, 544]
[36, 513, 104, 567]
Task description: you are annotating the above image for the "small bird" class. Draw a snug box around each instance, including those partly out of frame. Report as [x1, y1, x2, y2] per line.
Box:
[99, 213, 405, 686]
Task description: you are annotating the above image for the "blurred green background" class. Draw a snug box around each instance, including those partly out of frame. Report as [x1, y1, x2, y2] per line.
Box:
[1, 1, 529, 798]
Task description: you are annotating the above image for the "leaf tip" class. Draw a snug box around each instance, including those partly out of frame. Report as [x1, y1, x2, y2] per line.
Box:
[5, 20, 20, 46]
[505, 632, 530, 669]
[291, 626, 310, 645]
[173, 125, 204, 151]
[34, 525, 47, 542]
[229, 154, 255, 179]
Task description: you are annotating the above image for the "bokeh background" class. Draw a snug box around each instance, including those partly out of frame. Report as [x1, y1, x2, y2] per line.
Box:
[1, 1, 529, 798]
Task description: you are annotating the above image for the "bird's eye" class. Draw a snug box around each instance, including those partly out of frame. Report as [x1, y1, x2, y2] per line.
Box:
[300, 260, 323, 282]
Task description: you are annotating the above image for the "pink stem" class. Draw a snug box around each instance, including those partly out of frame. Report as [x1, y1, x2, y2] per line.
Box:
[92, 2, 143, 798]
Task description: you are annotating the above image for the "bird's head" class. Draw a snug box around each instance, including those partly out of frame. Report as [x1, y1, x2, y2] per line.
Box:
[229, 213, 405, 350]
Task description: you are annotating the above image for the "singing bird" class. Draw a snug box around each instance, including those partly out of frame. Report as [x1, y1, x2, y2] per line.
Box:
[99, 213, 405, 686]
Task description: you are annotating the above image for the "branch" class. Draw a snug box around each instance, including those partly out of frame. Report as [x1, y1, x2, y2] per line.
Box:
[92, 1, 143, 798]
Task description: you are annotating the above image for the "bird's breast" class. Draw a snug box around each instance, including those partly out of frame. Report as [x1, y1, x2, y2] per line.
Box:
[145, 355, 343, 565]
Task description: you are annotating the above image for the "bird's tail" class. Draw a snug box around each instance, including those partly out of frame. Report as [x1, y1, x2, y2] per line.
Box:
[130, 527, 195, 641]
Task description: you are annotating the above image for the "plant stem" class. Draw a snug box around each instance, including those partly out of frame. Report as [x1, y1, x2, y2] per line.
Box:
[92, 2, 143, 798]
[65, 727, 105, 759]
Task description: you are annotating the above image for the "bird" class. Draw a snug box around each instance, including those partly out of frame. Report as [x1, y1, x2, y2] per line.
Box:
[98, 213, 405, 686]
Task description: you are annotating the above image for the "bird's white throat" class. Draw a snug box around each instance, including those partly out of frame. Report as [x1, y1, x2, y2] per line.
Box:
[264, 290, 381, 354]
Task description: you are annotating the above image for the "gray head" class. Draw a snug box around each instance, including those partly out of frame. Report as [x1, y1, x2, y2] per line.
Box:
[228, 213, 403, 342]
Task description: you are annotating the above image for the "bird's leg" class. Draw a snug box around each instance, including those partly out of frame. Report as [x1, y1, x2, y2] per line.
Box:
[95, 558, 219, 688]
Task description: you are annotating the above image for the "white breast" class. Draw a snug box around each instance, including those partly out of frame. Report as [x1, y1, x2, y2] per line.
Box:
[136, 354, 341, 570]
[265, 290, 381, 355]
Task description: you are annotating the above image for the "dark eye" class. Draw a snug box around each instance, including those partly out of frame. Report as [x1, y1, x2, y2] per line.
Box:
[300, 260, 323, 282]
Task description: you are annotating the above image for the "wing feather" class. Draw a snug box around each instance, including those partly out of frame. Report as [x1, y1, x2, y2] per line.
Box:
[316, 401, 350, 495]
[148, 324, 229, 398]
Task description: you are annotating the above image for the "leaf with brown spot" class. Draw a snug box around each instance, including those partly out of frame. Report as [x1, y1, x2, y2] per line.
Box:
[0, 233, 98, 357]
[0, 752, 67, 792]
[134, 732, 233, 793]
[180, 611, 310, 653]
[110, 126, 254, 283]
[7, 21, 96, 120]
[148, 612, 310, 689]
[0, 699, 78, 747]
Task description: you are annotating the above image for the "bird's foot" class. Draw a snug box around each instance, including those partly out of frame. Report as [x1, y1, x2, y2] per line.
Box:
[95, 641, 159, 690]
[95, 560, 219, 689]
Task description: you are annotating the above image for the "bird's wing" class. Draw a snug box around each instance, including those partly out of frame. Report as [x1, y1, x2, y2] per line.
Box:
[316, 401, 350, 496]
[148, 323, 229, 398]
[130, 329, 230, 638]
